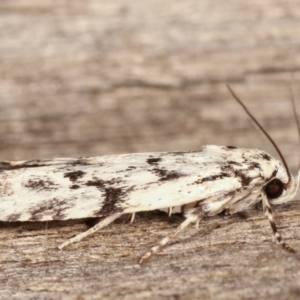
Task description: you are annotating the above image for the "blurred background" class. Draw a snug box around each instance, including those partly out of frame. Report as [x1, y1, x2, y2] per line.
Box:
[1, 1, 300, 299]
[1, 0, 300, 175]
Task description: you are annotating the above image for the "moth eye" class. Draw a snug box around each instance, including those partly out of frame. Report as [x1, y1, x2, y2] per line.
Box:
[264, 179, 284, 199]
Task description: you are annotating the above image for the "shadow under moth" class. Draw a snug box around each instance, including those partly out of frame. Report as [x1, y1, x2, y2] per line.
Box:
[0, 85, 298, 263]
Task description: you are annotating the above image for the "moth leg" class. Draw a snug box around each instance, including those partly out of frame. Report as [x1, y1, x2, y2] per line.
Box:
[58, 213, 122, 250]
[130, 213, 136, 224]
[262, 194, 295, 253]
[195, 218, 200, 229]
[139, 213, 201, 264]
[168, 207, 173, 217]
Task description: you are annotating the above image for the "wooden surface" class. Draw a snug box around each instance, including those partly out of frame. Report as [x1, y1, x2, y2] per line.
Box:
[1, 1, 300, 299]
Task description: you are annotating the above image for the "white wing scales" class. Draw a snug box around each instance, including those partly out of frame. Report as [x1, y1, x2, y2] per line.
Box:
[0, 145, 280, 222]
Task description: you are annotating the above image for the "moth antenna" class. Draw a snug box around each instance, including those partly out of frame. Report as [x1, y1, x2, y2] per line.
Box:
[288, 83, 300, 178]
[226, 84, 292, 181]
[262, 194, 295, 253]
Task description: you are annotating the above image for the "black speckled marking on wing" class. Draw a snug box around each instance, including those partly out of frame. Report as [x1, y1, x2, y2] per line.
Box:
[85, 178, 125, 189]
[248, 151, 272, 163]
[71, 159, 94, 166]
[227, 161, 242, 166]
[86, 179, 106, 189]
[168, 150, 200, 156]
[221, 165, 254, 186]
[28, 198, 70, 221]
[126, 166, 137, 171]
[84, 178, 135, 215]
[64, 170, 86, 182]
[193, 173, 231, 184]
[151, 168, 183, 181]
[6, 213, 22, 222]
[234, 170, 254, 186]
[70, 184, 80, 189]
[24, 178, 57, 191]
[249, 161, 262, 170]
[260, 152, 272, 161]
[146, 158, 162, 165]
[97, 186, 135, 215]
[98, 187, 126, 214]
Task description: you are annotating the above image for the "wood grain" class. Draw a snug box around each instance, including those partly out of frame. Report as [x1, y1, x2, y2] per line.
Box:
[1, 1, 300, 299]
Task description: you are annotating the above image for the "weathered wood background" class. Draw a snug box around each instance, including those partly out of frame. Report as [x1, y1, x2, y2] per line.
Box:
[1, 1, 300, 299]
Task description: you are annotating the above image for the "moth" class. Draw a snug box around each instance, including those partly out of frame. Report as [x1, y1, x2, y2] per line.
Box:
[0, 85, 298, 263]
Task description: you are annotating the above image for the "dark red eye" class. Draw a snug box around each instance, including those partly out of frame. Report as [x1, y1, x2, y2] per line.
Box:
[264, 179, 284, 199]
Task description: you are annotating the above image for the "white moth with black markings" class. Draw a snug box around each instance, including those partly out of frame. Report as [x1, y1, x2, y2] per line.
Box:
[0, 85, 299, 263]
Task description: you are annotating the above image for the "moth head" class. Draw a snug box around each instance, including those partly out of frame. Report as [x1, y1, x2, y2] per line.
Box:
[227, 85, 298, 254]
[226, 85, 300, 206]
[265, 163, 299, 205]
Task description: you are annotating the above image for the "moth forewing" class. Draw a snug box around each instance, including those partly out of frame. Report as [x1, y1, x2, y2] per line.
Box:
[0, 147, 283, 220]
